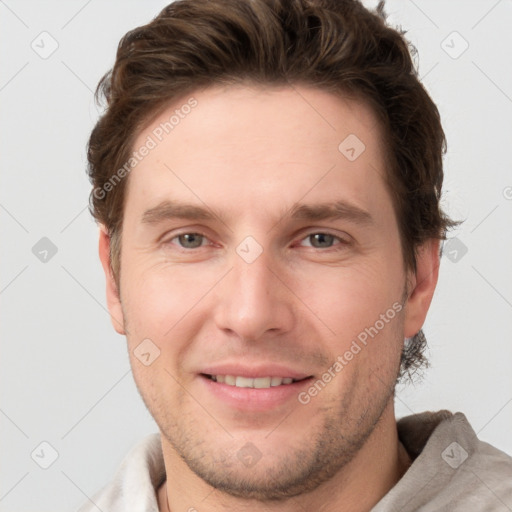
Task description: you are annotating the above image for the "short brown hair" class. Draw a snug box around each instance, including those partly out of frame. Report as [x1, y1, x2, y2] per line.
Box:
[87, 0, 457, 377]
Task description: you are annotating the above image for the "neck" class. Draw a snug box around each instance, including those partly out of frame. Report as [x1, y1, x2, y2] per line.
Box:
[157, 403, 410, 512]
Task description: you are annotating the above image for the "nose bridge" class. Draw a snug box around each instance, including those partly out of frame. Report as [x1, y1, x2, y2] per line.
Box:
[238, 245, 278, 300]
[213, 242, 293, 340]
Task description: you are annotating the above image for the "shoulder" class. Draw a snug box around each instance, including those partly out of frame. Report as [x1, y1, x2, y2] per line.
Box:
[435, 412, 512, 510]
[77, 433, 165, 512]
[375, 410, 512, 511]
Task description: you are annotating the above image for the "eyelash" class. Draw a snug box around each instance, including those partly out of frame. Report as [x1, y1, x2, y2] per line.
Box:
[164, 231, 350, 251]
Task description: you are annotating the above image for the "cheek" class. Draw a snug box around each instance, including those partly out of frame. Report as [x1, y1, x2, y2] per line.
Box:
[121, 262, 198, 338]
[291, 258, 405, 390]
[120, 260, 224, 374]
[294, 262, 403, 343]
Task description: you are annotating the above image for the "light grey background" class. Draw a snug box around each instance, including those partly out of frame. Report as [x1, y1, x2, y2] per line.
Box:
[1, 1, 511, 511]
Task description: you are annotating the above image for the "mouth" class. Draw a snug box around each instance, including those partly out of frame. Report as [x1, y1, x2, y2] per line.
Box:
[198, 365, 315, 411]
[201, 374, 311, 389]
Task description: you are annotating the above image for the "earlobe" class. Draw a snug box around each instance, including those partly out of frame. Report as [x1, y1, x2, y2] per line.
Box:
[98, 225, 126, 335]
[403, 239, 441, 339]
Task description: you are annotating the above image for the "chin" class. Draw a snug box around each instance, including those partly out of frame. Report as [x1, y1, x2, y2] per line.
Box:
[162, 411, 369, 502]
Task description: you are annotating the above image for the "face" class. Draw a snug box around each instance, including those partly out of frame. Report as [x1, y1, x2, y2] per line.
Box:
[100, 84, 437, 499]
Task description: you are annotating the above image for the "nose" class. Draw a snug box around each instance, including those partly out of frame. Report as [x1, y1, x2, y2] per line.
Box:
[212, 246, 295, 342]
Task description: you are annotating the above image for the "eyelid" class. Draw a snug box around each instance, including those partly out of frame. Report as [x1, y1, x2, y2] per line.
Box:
[296, 230, 351, 248]
[295, 226, 353, 241]
[157, 222, 212, 239]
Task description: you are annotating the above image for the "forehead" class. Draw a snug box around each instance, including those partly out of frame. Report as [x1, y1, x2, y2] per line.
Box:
[125, 84, 390, 222]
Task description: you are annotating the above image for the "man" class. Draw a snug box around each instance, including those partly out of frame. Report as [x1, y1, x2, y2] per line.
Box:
[80, 0, 512, 510]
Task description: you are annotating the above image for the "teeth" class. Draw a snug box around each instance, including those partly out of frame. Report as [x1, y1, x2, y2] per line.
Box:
[271, 376, 283, 386]
[254, 377, 271, 389]
[210, 375, 298, 389]
[235, 376, 253, 388]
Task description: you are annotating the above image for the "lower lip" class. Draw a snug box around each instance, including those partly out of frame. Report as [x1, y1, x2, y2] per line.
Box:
[199, 375, 313, 411]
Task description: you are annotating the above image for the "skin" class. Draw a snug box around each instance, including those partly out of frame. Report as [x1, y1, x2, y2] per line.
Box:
[99, 84, 440, 512]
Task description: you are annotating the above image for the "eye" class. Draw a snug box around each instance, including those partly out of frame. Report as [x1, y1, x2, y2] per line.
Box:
[168, 232, 208, 249]
[298, 232, 346, 249]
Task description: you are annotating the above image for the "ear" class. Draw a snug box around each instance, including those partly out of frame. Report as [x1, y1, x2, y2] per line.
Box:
[98, 225, 126, 335]
[403, 239, 440, 339]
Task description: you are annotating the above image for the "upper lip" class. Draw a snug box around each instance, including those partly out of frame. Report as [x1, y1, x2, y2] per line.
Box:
[200, 363, 312, 380]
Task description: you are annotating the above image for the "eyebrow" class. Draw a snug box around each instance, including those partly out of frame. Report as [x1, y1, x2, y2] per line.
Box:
[142, 200, 217, 224]
[141, 199, 374, 227]
[288, 201, 373, 226]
